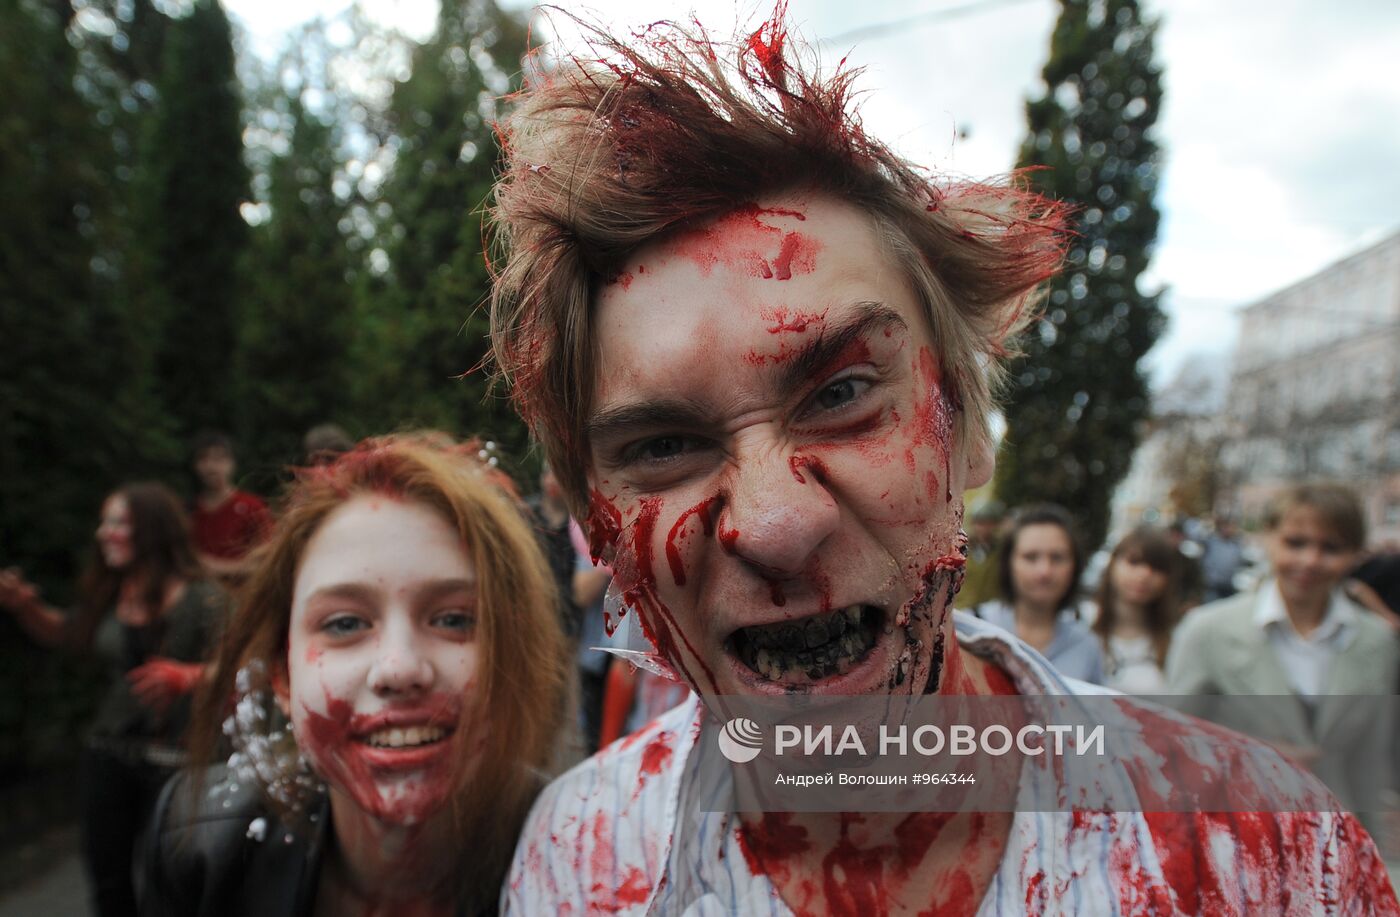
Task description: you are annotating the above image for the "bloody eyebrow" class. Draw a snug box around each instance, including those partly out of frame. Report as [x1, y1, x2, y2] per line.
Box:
[775, 302, 907, 394]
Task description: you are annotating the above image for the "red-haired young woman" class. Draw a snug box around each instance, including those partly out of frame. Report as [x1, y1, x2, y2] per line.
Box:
[144, 434, 569, 917]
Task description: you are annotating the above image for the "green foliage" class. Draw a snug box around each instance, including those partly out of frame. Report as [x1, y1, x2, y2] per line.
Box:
[347, 0, 530, 457]
[997, 0, 1165, 551]
[1, 0, 536, 785]
[235, 93, 356, 489]
[142, 0, 250, 439]
[0, 0, 129, 779]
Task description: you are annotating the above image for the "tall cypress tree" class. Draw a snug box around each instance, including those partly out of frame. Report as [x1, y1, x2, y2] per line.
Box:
[0, 0, 126, 778]
[0, 0, 132, 588]
[997, 0, 1164, 550]
[349, 0, 528, 449]
[235, 89, 356, 484]
[66, 0, 183, 485]
[143, 0, 248, 439]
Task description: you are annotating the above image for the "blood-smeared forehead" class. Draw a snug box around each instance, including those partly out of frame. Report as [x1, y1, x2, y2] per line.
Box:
[592, 194, 910, 417]
[659, 203, 821, 281]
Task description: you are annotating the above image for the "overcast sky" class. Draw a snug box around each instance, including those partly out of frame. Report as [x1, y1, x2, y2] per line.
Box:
[225, 0, 1400, 388]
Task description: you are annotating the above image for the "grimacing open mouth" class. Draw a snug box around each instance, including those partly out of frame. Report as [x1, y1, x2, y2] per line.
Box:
[718, 556, 959, 692]
[725, 603, 886, 685]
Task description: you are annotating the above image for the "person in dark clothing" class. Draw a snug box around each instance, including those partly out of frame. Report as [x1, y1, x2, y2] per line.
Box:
[0, 482, 227, 917]
[1350, 549, 1400, 620]
[145, 434, 570, 917]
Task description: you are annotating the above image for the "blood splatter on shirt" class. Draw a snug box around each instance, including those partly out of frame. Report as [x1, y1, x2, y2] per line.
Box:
[504, 613, 1399, 915]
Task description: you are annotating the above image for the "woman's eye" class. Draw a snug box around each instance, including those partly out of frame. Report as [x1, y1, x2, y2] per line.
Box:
[811, 378, 871, 413]
[322, 615, 368, 637]
[433, 609, 477, 633]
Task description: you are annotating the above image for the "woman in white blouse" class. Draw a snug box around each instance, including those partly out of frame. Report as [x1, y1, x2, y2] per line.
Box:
[1091, 526, 1181, 693]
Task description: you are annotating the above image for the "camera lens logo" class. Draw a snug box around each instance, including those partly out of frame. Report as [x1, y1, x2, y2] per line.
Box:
[718, 717, 764, 764]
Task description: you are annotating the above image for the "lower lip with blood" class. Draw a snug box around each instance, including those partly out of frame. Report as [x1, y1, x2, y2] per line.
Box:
[298, 692, 463, 823]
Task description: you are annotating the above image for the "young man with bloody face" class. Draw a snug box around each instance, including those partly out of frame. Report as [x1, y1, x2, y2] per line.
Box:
[488, 11, 1397, 915]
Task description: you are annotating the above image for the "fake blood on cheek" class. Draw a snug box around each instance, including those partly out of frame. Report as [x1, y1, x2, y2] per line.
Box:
[586, 489, 624, 565]
[599, 495, 722, 695]
[909, 347, 956, 503]
[664, 496, 719, 587]
[297, 693, 458, 825]
[300, 696, 366, 804]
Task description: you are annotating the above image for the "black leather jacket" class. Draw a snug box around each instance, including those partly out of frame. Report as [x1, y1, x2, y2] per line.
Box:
[143, 766, 494, 916]
[142, 766, 327, 917]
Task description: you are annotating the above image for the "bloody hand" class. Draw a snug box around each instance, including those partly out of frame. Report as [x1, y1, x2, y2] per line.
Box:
[0, 568, 40, 616]
[127, 658, 204, 713]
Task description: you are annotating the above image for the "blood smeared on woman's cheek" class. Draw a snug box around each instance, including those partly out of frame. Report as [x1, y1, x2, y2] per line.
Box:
[292, 688, 467, 826]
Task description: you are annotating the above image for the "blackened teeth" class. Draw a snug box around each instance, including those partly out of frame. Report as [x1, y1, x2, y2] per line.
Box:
[730, 606, 881, 682]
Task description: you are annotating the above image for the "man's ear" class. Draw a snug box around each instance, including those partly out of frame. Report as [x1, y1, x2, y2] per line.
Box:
[965, 434, 994, 491]
[270, 660, 291, 719]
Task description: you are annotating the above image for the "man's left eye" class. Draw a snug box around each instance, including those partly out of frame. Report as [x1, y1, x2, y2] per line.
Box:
[811, 378, 870, 412]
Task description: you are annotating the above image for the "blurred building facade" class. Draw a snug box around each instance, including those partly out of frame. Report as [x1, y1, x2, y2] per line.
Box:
[1219, 229, 1400, 545]
[1111, 350, 1230, 538]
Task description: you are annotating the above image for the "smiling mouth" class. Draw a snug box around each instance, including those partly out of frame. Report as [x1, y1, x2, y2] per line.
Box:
[728, 605, 883, 683]
[359, 725, 451, 749]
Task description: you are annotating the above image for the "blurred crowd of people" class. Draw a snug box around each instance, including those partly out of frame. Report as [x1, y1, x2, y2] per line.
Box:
[955, 489, 1400, 695]
[954, 486, 1400, 843]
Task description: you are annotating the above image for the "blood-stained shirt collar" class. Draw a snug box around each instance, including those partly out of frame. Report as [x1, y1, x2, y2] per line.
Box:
[503, 612, 1398, 915]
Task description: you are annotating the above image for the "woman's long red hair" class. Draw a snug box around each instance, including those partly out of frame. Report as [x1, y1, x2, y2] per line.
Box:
[191, 433, 569, 910]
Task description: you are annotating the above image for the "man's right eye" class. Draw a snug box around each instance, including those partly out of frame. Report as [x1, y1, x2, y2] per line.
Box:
[627, 435, 695, 464]
[642, 436, 686, 459]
